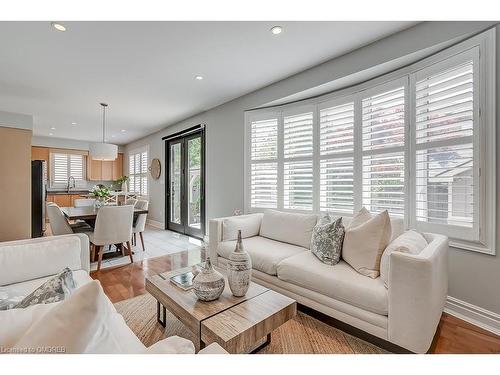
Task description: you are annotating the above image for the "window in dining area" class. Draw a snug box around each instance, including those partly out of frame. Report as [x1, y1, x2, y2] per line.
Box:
[129, 147, 148, 196]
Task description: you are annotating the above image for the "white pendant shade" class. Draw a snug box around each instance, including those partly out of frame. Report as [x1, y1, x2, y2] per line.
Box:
[89, 142, 118, 161]
[90, 102, 118, 160]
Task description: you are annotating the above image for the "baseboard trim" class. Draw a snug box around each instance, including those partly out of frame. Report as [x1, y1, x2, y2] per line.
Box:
[146, 219, 165, 229]
[444, 296, 500, 336]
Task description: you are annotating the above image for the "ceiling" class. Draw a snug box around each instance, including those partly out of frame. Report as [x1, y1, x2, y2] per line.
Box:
[0, 21, 417, 145]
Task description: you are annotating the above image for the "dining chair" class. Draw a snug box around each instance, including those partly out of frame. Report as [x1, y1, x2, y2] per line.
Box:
[73, 198, 96, 207]
[46, 202, 92, 235]
[84, 205, 134, 271]
[132, 199, 148, 251]
[125, 198, 138, 206]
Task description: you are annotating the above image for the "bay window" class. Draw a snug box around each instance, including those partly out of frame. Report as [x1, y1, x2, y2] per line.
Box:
[245, 29, 495, 254]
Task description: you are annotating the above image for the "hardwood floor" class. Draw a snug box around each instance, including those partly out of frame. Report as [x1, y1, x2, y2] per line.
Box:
[91, 251, 500, 354]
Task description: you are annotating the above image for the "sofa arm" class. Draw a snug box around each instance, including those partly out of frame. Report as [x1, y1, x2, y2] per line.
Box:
[388, 233, 448, 353]
[198, 343, 229, 354]
[208, 213, 263, 266]
[0, 234, 90, 286]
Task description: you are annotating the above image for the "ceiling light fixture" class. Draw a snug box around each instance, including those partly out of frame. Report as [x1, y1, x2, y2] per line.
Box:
[89, 103, 118, 161]
[121, 129, 126, 132]
[50, 127, 56, 130]
[270, 26, 283, 35]
[49, 133, 54, 136]
[71, 122, 77, 125]
[51, 22, 67, 32]
[195, 75, 204, 80]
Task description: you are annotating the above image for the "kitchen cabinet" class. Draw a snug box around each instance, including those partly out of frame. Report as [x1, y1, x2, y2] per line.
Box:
[46, 193, 85, 208]
[31, 146, 50, 180]
[87, 153, 123, 181]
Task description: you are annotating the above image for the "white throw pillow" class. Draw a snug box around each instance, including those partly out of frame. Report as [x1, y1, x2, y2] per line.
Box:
[259, 210, 318, 249]
[380, 230, 428, 288]
[144, 336, 195, 354]
[12, 280, 108, 354]
[342, 208, 392, 278]
[222, 214, 262, 241]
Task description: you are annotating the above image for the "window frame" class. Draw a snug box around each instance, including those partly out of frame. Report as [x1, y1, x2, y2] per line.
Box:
[49, 152, 87, 189]
[244, 28, 495, 255]
[128, 146, 149, 197]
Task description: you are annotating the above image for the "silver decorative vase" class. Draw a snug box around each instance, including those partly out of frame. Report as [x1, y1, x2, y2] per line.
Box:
[192, 258, 225, 301]
[228, 230, 252, 297]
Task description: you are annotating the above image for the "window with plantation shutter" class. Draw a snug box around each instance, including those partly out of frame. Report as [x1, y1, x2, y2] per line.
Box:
[245, 31, 495, 254]
[319, 101, 354, 214]
[283, 111, 314, 210]
[414, 53, 478, 239]
[249, 115, 278, 209]
[50, 152, 86, 188]
[129, 148, 148, 196]
[361, 83, 406, 216]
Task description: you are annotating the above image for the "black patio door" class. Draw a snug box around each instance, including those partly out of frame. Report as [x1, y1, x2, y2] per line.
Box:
[166, 128, 205, 239]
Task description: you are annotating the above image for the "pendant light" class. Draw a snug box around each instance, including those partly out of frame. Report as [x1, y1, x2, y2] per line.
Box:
[89, 103, 118, 161]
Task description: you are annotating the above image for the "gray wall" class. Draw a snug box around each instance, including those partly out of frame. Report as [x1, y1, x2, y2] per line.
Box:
[125, 21, 500, 315]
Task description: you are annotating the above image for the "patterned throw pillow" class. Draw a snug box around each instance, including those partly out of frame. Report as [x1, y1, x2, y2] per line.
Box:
[0, 289, 25, 311]
[310, 215, 345, 265]
[14, 268, 76, 309]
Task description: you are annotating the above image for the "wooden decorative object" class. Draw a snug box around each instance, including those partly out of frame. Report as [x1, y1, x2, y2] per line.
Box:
[149, 158, 161, 179]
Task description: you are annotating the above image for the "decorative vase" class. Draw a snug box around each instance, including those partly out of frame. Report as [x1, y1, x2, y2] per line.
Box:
[122, 181, 128, 193]
[192, 257, 225, 301]
[228, 230, 252, 297]
[94, 197, 104, 209]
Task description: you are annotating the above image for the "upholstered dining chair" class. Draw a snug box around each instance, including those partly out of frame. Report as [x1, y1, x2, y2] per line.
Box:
[125, 198, 138, 206]
[132, 199, 148, 251]
[46, 202, 92, 235]
[73, 198, 96, 207]
[84, 205, 134, 271]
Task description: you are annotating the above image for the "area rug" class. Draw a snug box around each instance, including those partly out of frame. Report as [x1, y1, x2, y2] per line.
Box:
[114, 293, 388, 354]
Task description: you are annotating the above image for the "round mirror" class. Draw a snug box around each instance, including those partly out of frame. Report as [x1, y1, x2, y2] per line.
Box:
[149, 158, 161, 179]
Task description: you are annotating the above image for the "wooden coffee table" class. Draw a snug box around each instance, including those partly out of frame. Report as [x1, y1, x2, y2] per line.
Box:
[145, 266, 296, 353]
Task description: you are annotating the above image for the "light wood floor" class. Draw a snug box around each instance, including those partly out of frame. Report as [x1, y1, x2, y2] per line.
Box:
[91, 250, 500, 354]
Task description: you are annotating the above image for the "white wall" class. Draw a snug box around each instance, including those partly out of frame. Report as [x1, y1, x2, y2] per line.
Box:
[125, 21, 500, 316]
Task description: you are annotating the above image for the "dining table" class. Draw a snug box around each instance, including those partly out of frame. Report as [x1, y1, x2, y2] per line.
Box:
[60, 205, 148, 227]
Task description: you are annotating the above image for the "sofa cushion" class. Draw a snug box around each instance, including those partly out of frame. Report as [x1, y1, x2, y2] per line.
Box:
[217, 236, 307, 275]
[277, 251, 388, 315]
[310, 215, 345, 265]
[13, 281, 108, 353]
[380, 230, 428, 288]
[222, 214, 261, 241]
[0, 235, 85, 286]
[340, 216, 404, 242]
[342, 209, 392, 278]
[259, 210, 318, 249]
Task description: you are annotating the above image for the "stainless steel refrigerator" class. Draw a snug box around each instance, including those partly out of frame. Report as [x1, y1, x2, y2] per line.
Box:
[32, 160, 47, 237]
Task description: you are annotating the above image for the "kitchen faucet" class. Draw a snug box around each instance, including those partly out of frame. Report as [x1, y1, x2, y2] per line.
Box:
[67, 176, 76, 193]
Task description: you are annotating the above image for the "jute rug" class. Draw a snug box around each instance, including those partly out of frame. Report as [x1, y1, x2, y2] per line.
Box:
[114, 293, 388, 354]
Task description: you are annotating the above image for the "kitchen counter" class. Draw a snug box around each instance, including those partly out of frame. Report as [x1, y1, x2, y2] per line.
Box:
[47, 190, 90, 195]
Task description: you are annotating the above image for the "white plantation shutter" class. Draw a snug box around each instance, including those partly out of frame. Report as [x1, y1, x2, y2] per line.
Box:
[319, 101, 355, 214]
[284, 112, 313, 158]
[251, 118, 277, 160]
[414, 57, 476, 233]
[249, 115, 278, 209]
[51, 153, 85, 187]
[251, 163, 277, 208]
[362, 83, 406, 216]
[129, 148, 148, 195]
[283, 160, 313, 210]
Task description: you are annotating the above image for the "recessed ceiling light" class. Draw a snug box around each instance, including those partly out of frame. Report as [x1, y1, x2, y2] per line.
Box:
[49, 133, 54, 136]
[50, 127, 56, 130]
[51, 22, 67, 32]
[121, 129, 126, 132]
[270, 26, 283, 35]
[195, 75, 204, 80]
[71, 122, 77, 125]
[111, 135, 116, 138]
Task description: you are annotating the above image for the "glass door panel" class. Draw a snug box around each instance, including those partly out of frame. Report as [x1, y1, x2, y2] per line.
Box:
[167, 140, 184, 232]
[187, 136, 201, 230]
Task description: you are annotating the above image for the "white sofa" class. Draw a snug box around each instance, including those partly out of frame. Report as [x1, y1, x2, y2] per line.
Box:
[0, 234, 225, 354]
[209, 211, 448, 353]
